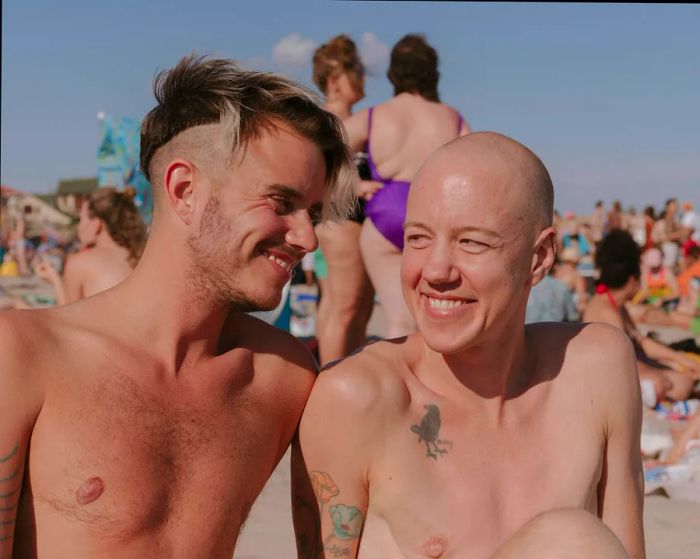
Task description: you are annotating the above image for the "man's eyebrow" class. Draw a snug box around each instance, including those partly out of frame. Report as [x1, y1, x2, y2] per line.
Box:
[267, 184, 303, 200]
[404, 221, 502, 238]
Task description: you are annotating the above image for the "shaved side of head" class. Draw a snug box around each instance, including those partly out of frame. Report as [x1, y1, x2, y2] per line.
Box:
[414, 131, 554, 236]
[149, 123, 229, 212]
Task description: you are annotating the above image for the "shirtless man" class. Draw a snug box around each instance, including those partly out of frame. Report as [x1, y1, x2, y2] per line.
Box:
[0, 54, 355, 558]
[293, 132, 644, 558]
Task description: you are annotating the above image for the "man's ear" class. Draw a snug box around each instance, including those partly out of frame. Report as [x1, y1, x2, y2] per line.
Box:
[530, 226, 557, 287]
[164, 159, 197, 225]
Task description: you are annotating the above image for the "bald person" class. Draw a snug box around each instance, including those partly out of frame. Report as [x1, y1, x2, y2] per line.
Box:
[292, 132, 644, 559]
[0, 55, 356, 558]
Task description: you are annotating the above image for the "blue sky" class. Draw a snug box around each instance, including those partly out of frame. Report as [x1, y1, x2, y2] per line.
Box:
[2, 1, 699, 213]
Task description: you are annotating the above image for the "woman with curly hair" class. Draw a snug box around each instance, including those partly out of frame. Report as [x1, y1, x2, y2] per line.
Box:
[344, 34, 470, 338]
[311, 34, 376, 364]
[36, 187, 147, 304]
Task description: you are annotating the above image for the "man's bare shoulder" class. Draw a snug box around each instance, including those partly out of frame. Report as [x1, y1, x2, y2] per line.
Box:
[0, 306, 61, 352]
[0, 309, 34, 361]
[225, 313, 318, 382]
[0, 308, 53, 398]
[1, 298, 127, 366]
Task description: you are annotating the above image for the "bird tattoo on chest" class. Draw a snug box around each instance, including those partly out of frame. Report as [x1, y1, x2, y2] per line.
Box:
[410, 404, 453, 460]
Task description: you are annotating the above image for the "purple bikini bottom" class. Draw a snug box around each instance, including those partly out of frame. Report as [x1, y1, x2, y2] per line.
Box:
[364, 180, 411, 251]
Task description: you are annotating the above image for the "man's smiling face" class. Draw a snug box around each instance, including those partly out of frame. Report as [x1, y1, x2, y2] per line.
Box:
[186, 120, 326, 311]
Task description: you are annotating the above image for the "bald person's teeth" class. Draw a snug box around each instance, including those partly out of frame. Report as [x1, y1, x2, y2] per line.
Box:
[268, 255, 292, 272]
[428, 298, 465, 309]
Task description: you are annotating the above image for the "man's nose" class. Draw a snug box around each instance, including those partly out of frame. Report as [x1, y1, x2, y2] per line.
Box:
[285, 210, 319, 254]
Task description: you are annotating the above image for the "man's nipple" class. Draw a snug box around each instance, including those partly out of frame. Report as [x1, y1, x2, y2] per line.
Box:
[422, 535, 447, 558]
[76, 477, 104, 505]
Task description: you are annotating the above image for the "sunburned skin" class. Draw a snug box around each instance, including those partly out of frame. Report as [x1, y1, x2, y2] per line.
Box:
[75, 477, 104, 506]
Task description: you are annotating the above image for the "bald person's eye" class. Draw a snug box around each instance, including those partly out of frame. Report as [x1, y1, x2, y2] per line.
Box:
[405, 233, 430, 249]
[459, 239, 489, 254]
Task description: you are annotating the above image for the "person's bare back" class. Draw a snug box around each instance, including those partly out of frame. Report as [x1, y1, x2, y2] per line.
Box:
[349, 94, 466, 182]
[64, 245, 133, 298]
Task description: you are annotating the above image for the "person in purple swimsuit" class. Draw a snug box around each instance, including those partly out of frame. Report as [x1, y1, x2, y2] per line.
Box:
[344, 34, 470, 338]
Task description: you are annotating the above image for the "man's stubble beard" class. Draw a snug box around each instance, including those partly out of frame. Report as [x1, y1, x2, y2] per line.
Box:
[185, 195, 279, 313]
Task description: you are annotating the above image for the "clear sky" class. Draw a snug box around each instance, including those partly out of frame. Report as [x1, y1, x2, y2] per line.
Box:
[2, 1, 699, 213]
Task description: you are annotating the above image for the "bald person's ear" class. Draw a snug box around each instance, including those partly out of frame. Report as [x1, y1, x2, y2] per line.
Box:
[163, 159, 197, 225]
[530, 227, 557, 287]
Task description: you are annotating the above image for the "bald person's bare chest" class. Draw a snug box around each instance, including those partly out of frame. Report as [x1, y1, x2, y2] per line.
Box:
[361, 396, 605, 559]
[22, 356, 281, 549]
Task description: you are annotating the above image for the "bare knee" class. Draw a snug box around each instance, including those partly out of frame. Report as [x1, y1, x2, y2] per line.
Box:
[492, 508, 627, 559]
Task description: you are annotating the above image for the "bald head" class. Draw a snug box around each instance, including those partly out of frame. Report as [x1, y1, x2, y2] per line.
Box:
[411, 132, 554, 234]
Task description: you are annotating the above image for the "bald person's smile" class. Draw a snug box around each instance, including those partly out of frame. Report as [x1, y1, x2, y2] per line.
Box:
[421, 293, 477, 320]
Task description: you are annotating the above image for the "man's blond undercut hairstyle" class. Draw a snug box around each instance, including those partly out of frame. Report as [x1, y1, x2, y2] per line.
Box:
[140, 54, 357, 221]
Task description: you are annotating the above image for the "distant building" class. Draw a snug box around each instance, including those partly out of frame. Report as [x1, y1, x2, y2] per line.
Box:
[1, 185, 73, 239]
[55, 177, 98, 216]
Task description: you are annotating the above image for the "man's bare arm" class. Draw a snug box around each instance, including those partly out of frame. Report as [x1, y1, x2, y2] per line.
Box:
[292, 366, 378, 559]
[0, 312, 44, 556]
[595, 325, 645, 559]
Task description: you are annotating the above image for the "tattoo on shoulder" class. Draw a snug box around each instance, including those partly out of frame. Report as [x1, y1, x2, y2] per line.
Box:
[410, 404, 452, 460]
